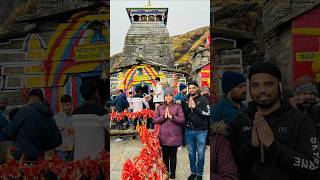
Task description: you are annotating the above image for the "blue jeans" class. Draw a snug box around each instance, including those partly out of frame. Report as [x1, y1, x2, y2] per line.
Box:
[56, 150, 73, 161]
[185, 128, 207, 176]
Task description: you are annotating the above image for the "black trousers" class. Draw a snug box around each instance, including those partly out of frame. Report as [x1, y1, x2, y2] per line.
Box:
[161, 145, 178, 179]
[147, 118, 155, 129]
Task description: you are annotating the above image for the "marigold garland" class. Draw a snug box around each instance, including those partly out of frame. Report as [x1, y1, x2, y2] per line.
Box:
[111, 109, 155, 122]
[121, 124, 167, 180]
[0, 149, 110, 179]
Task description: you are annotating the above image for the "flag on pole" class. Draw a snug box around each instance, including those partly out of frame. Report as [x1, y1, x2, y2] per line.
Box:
[204, 33, 211, 49]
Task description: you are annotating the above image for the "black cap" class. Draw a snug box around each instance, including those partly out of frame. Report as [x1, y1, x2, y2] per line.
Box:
[248, 62, 281, 81]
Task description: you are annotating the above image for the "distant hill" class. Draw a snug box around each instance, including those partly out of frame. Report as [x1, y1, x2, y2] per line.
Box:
[111, 26, 209, 70]
[172, 26, 209, 63]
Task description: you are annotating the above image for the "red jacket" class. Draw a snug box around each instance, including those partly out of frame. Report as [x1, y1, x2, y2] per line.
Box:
[153, 103, 185, 146]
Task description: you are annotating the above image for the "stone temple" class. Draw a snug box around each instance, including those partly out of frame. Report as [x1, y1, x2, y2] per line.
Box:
[120, 6, 174, 68]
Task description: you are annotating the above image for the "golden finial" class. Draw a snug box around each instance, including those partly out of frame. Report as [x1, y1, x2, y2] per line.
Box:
[145, 0, 152, 8]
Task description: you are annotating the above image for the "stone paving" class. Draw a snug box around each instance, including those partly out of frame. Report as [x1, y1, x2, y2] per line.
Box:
[110, 136, 210, 180]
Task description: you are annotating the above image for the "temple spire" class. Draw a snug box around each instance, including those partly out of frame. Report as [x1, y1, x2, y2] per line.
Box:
[145, 0, 152, 8]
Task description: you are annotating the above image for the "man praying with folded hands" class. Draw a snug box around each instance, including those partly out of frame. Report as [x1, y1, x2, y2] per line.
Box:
[228, 62, 319, 180]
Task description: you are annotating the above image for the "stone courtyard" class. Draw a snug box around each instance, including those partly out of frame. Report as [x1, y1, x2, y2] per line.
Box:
[110, 136, 210, 180]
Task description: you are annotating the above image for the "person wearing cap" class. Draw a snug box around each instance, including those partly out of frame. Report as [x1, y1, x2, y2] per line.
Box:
[0, 88, 62, 161]
[290, 83, 320, 143]
[154, 87, 185, 180]
[0, 97, 9, 131]
[174, 83, 188, 104]
[181, 81, 210, 180]
[201, 87, 210, 97]
[228, 62, 319, 180]
[211, 71, 247, 124]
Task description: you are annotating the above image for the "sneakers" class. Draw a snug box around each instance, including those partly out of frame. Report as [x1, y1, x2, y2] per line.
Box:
[188, 174, 197, 180]
[188, 174, 202, 180]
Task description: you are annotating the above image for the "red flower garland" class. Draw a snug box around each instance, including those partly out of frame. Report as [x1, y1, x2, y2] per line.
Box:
[121, 124, 167, 180]
[111, 109, 155, 122]
[0, 149, 110, 179]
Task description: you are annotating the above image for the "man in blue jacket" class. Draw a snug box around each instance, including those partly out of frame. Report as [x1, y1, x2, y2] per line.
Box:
[211, 71, 247, 124]
[0, 89, 62, 161]
[174, 83, 188, 104]
[111, 89, 129, 130]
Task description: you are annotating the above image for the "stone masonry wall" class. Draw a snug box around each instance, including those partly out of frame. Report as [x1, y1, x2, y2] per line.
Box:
[122, 23, 174, 68]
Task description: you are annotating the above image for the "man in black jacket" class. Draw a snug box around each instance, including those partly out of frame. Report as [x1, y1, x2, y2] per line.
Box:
[0, 89, 62, 161]
[290, 83, 320, 141]
[229, 62, 319, 180]
[182, 81, 210, 180]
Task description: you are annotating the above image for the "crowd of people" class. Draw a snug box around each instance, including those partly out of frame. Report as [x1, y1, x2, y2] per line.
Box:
[210, 62, 320, 180]
[111, 61, 320, 180]
[0, 79, 108, 163]
[0, 61, 318, 180]
[111, 76, 211, 180]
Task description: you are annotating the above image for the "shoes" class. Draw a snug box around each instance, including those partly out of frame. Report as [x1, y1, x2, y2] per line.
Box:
[114, 137, 123, 142]
[195, 175, 202, 180]
[188, 174, 197, 180]
[169, 173, 175, 179]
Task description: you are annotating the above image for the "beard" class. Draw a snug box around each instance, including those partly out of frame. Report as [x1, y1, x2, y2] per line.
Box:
[254, 98, 278, 109]
[252, 91, 280, 109]
[297, 100, 317, 112]
[231, 93, 246, 104]
[189, 92, 197, 96]
[255, 100, 276, 108]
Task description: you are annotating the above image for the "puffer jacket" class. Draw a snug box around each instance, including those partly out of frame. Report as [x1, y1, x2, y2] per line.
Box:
[153, 103, 185, 146]
[210, 121, 239, 180]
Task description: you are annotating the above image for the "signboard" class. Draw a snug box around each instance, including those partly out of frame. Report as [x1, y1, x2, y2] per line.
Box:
[201, 64, 210, 87]
[296, 52, 320, 62]
[292, 7, 320, 82]
[74, 44, 108, 62]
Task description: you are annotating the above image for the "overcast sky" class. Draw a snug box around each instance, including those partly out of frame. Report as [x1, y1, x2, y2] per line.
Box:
[110, 0, 210, 56]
